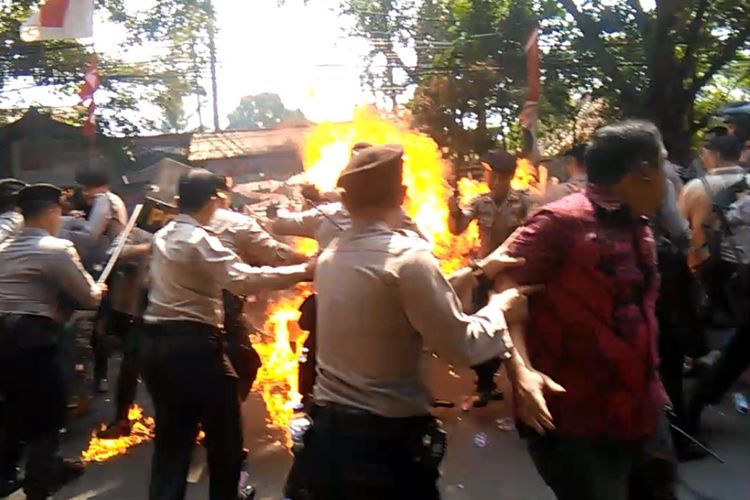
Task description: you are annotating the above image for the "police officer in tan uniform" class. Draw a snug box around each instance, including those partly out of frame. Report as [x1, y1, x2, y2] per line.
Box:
[285, 145, 531, 499]
[141, 169, 314, 500]
[210, 184, 307, 402]
[0, 179, 26, 245]
[448, 149, 532, 408]
[0, 184, 105, 499]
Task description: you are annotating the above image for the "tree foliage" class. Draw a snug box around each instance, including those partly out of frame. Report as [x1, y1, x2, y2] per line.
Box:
[0, 0, 218, 135]
[341, 0, 750, 162]
[227, 93, 307, 130]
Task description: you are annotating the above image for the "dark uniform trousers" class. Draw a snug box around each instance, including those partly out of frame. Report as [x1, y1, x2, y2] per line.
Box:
[0, 315, 67, 498]
[285, 404, 443, 500]
[140, 322, 244, 500]
[108, 310, 141, 422]
[470, 278, 502, 393]
[222, 291, 262, 402]
[296, 294, 317, 407]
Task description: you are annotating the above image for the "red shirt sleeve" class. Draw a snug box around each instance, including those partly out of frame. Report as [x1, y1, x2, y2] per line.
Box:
[504, 209, 572, 286]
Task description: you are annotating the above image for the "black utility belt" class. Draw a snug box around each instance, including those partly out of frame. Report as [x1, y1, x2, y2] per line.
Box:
[312, 403, 434, 438]
[309, 403, 447, 468]
[143, 320, 221, 336]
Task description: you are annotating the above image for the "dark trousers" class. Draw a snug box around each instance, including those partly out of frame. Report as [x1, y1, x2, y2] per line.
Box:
[111, 312, 141, 422]
[140, 322, 243, 500]
[691, 326, 750, 411]
[223, 292, 262, 402]
[286, 405, 441, 500]
[0, 343, 67, 497]
[470, 278, 501, 392]
[297, 294, 318, 407]
[526, 417, 676, 500]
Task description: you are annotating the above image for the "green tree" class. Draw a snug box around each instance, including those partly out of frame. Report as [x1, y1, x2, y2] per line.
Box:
[552, 0, 750, 159]
[227, 93, 306, 130]
[341, 0, 750, 162]
[0, 0, 218, 135]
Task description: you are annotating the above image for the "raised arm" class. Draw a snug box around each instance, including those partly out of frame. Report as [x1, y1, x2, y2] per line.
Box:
[270, 207, 322, 240]
[198, 235, 312, 296]
[47, 242, 104, 309]
[236, 216, 307, 265]
[398, 248, 512, 367]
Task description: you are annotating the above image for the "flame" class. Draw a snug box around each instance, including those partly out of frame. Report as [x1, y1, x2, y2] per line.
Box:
[254, 108, 541, 440]
[512, 158, 538, 192]
[81, 405, 155, 463]
[252, 286, 311, 441]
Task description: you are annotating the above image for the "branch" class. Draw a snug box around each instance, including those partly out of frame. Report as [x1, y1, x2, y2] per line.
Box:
[691, 25, 750, 95]
[557, 0, 638, 106]
[679, 0, 709, 78]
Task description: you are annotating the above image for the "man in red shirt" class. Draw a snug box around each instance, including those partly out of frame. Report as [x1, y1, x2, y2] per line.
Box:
[500, 121, 677, 500]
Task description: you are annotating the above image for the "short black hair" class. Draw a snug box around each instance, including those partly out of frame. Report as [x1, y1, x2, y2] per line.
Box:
[585, 120, 664, 186]
[705, 135, 742, 162]
[75, 167, 110, 188]
[563, 143, 587, 166]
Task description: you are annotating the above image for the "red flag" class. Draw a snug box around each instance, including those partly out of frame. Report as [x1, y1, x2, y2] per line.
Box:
[82, 101, 96, 138]
[525, 26, 540, 104]
[78, 55, 99, 102]
[21, 0, 94, 41]
[40, 0, 70, 27]
[520, 25, 540, 131]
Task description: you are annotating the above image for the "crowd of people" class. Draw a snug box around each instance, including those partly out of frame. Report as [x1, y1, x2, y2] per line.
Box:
[0, 114, 747, 500]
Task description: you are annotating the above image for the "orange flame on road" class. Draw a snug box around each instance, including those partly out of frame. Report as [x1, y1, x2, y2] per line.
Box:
[81, 405, 155, 463]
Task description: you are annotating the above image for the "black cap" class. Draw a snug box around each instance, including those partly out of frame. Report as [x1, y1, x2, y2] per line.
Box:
[177, 169, 228, 211]
[337, 144, 404, 188]
[0, 178, 27, 205]
[480, 149, 517, 174]
[17, 184, 63, 213]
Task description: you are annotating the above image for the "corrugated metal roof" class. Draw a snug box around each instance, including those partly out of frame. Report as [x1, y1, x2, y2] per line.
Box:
[188, 126, 309, 162]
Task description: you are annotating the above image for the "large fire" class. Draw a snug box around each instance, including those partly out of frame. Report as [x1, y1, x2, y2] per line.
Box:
[81, 405, 155, 463]
[254, 108, 540, 439]
[252, 287, 311, 440]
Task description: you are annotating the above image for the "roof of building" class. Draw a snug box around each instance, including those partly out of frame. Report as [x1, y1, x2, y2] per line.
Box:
[188, 126, 309, 162]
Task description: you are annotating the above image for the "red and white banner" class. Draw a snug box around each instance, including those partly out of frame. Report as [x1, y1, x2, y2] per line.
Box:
[20, 0, 94, 42]
[78, 56, 100, 102]
[520, 25, 540, 132]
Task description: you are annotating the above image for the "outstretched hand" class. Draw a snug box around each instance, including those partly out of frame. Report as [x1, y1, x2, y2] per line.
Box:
[513, 366, 565, 435]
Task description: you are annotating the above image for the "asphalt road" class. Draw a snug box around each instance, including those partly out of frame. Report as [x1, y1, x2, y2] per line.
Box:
[9, 358, 749, 500]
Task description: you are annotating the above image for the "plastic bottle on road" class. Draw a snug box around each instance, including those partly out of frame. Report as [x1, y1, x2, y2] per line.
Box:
[734, 393, 748, 414]
[472, 432, 488, 448]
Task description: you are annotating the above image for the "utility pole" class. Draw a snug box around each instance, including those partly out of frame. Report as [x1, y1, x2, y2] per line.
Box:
[206, 0, 220, 131]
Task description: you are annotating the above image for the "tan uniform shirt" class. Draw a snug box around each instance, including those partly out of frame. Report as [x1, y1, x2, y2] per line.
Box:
[144, 214, 308, 328]
[0, 211, 23, 245]
[451, 190, 532, 257]
[0, 227, 101, 320]
[680, 166, 750, 266]
[314, 220, 512, 418]
[273, 203, 425, 248]
[209, 208, 301, 265]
